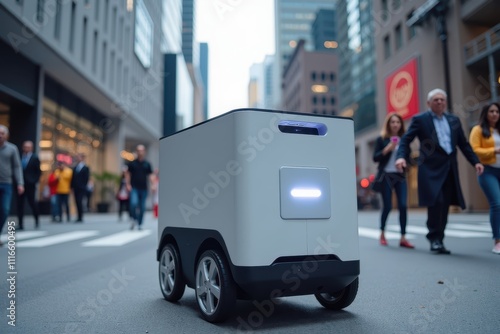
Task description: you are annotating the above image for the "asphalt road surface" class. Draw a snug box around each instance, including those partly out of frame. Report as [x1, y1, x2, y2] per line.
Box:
[0, 210, 498, 334]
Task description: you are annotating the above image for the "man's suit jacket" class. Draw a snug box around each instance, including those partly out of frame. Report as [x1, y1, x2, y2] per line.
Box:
[22, 153, 41, 186]
[71, 165, 90, 191]
[396, 111, 479, 208]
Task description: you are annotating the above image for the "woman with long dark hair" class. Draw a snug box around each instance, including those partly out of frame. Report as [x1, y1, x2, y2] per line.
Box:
[373, 113, 414, 248]
[470, 102, 500, 254]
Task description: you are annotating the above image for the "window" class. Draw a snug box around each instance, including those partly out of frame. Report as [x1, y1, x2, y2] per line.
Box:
[94, 0, 99, 21]
[92, 31, 98, 73]
[395, 24, 403, 50]
[112, 7, 117, 42]
[330, 97, 336, 105]
[69, 1, 76, 52]
[54, 0, 62, 39]
[37, 0, 45, 23]
[321, 72, 326, 81]
[104, 0, 109, 32]
[311, 72, 316, 80]
[383, 35, 391, 59]
[124, 26, 130, 55]
[407, 12, 417, 40]
[330, 73, 335, 81]
[381, 0, 388, 22]
[101, 42, 107, 81]
[110, 51, 115, 90]
[81, 18, 88, 63]
[118, 17, 124, 50]
[322, 97, 326, 105]
[117, 59, 122, 94]
[312, 96, 317, 104]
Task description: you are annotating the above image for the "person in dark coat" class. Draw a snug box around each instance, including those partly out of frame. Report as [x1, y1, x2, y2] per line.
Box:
[17, 140, 41, 229]
[71, 153, 90, 222]
[395, 88, 484, 254]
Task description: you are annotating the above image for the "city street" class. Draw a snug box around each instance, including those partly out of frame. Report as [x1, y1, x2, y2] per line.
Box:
[1, 210, 498, 334]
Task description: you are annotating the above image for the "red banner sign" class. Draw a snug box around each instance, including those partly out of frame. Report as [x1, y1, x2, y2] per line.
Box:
[385, 58, 419, 120]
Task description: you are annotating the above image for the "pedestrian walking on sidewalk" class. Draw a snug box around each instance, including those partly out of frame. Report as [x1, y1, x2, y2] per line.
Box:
[0, 125, 24, 246]
[373, 113, 413, 248]
[55, 161, 73, 222]
[71, 153, 90, 222]
[126, 145, 154, 230]
[395, 88, 484, 254]
[116, 169, 130, 221]
[17, 140, 41, 230]
[469, 102, 500, 254]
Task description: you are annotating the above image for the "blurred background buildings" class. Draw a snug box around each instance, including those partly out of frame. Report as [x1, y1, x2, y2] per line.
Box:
[1, 0, 498, 212]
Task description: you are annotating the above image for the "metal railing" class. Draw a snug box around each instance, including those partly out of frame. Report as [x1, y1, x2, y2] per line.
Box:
[464, 23, 500, 65]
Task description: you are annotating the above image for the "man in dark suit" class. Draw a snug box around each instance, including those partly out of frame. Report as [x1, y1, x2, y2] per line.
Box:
[71, 153, 90, 222]
[395, 88, 484, 254]
[17, 140, 41, 229]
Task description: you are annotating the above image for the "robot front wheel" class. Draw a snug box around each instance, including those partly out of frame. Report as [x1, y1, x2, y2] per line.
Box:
[159, 244, 186, 302]
[195, 249, 237, 323]
[314, 277, 359, 310]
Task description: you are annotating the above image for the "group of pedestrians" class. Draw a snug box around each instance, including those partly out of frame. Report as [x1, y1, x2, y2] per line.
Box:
[373, 88, 499, 255]
[0, 123, 92, 246]
[46, 154, 90, 223]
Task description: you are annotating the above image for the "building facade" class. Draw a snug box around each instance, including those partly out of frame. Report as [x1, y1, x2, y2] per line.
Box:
[282, 40, 339, 115]
[367, 0, 499, 211]
[248, 55, 275, 110]
[0, 0, 163, 209]
[312, 9, 337, 52]
[336, 0, 377, 133]
[274, 0, 336, 109]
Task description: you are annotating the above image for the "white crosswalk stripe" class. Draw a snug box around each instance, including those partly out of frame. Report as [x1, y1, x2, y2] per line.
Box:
[357, 223, 492, 240]
[82, 230, 151, 247]
[1, 229, 152, 248]
[16, 231, 100, 247]
[447, 223, 491, 232]
[386, 225, 491, 238]
[1, 231, 48, 243]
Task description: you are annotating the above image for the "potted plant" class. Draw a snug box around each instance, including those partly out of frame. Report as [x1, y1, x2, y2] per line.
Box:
[93, 171, 120, 212]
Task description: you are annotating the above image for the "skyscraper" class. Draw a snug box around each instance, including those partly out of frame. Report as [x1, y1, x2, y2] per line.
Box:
[274, 0, 336, 108]
[337, 0, 376, 133]
[312, 9, 337, 53]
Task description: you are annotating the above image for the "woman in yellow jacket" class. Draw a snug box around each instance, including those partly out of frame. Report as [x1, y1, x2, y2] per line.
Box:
[54, 161, 73, 222]
[469, 102, 500, 254]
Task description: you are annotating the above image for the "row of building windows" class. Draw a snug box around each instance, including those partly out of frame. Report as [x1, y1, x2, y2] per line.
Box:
[312, 96, 336, 106]
[383, 14, 417, 60]
[312, 109, 336, 115]
[30, 0, 132, 60]
[311, 71, 336, 82]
